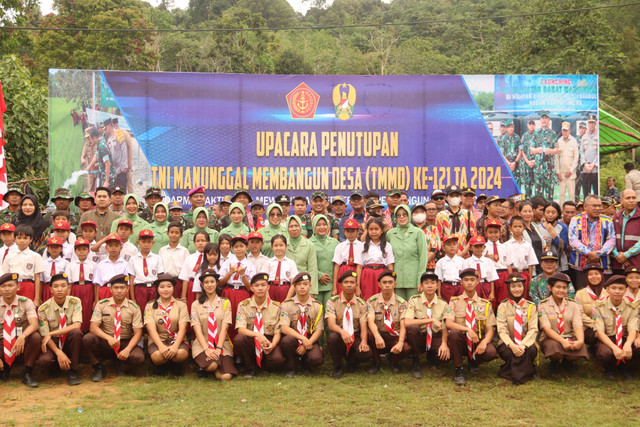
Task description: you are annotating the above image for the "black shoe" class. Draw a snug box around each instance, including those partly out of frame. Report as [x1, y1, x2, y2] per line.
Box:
[469, 364, 480, 375]
[368, 362, 380, 375]
[622, 369, 634, 380]
[243, 369, 255, 379]
[67, 370, 81, 386]
[49, 366, 62, 378]
[169, 362, 183, 377]
[533, 369, 540, 379]
[114, 360, 124, 377]
[411, 359, 422, 379]
[22, 371, 39, 388]
[92, 364, 106, 382]
[197, 368, 208, 379]
[285, 370, 296, 379]
[153, 364, 169, 377]
[604, 370, 616, 380]
[549, 360, 561, 377]
[345, 361, 356, 373]
[561, 360, 577, 373]
[454, 366, 466, 385]
[331, 367, 344, 379]
[0, 367, 10, 381]
[389, 357, 400, 374]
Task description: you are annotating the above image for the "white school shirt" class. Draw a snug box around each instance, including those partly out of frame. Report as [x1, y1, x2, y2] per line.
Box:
[217, 256, 256, 290]
[219, 253, 232, 266]
[128, 252, 164, 284]
[462, 254, 499, 283]
[120, 241, 139, 262]
[2, 248, 45, 280]
[435, 255, 465, 283]
[247, 252, 270, 274]
[191, 264, 220, 293]
[482, 240, 509, 270]
[332, 239, 364, 265]
[503, 238, 539, 271]
[40, 255, 69, 283]
[158, 244, 190, 277]
[93, 258, 129, 286]
[266, 256, 298, 283]
[359, 241, 394, 266]
[178, 251, 205, 282]
[64, 259, 97, 283]
[0, 244, 18, 264]
[62, 241, 74, 262]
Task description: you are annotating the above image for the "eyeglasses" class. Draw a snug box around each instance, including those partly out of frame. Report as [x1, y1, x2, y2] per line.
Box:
[396, 212, 409, 218]
[269, 213, 282, 217]
[425, 208, 437, 212]
[433, 197, 445, 201]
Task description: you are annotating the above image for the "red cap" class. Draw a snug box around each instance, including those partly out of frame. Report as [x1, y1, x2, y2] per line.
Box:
[138, 229, 154, 239]
[105, 233, 122, 244]
[469, 236, 486, 246]
[443, 235, 459, 245]
[248, 231, 263, 241]
[0, 223, 15, 232]
[344, 219, 359, 229]
[53, 221, 70, 231]
[187, 186, 206, 197]
[485, 219, 502, 229]
[117, 219, 133, 228]
[46, 236, 64, 246]
[80, 220, 97, 229]
[74, 238, 91, 247]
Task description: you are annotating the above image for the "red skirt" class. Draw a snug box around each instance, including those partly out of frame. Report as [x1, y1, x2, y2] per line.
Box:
[186, 279, 197, 315]
[476, 282, 491, 300]
[134, 286, 157, 315]
[98, 286, 112, 299]
[269, 283, 290, 303]
[336, 264, 358, 295]
[18, 281, 35, 302]
[42, 283, 52, 302]
[174, 279, 183, 299]
[221, 286, 251, 343]
[519, 271, 531, 302]
[495, 270, 510, 307]
[360, 266, 384, 301]
[71, 283, 94, 332]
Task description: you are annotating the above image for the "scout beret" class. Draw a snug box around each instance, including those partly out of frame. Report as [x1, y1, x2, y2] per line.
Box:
[52, 188, 74, 201]
[138, 229, 154, 239]
[485, 195, 506, 205]
[232, 188, 253, 203]
[53, 221, 70, 231]
[153, 274, 177, 287]
[231, 234, 248, 245]
[46, 236, 64, 246]
[377, 269, 396, 282]
[445, 185, 461, 196]
[461, 187, 475, 196]
[274, 194, 290, 204]
[539, 250, 558, 261]
[350, 189, 364, 198]
[248, 231, 263, 241]
[292, 272, 311, 285]
[583, 262, 604, 272]
[0, 223, 16, 232]
[105, 233, 122, 244]
[109, 274, 129, 285]
[144, 187, 162, 198]
[199, 269, 219, 283]
[117, 218, 133, 228]
[476, 193, 488, 201]
[485, 219, 502, 229]
[250, 200, 264, 208]
[459, 268, 478, 279]
[187, 186, 206, 197]
[366, 199, 383, 210]
[168, 201, 183, 211]
[386, 189, 401, 197]
[338, 270, 358, 283]
[430, 189, 445, 199]
[605, 275, 627, 287]
[468, 236, 486, 246]
[0, 273, 19, 285]
[74, 238, 91, 247]
[50, 273, 69, 284]
[420, 270, 438, 282]
[343, 219, 359, 229]
[332, 195, 346, 205]
[506, 273, 525, 284]
[251, 272, 269, 285]
[311, 191, 328, 200]
[219, 195, 232, 205]
[548, 273, 571, 286]
[110, 185, 125, 195]
[625, 266, 640, 275]
[80, 220, 97, 229]
[442, 235, 459, 245]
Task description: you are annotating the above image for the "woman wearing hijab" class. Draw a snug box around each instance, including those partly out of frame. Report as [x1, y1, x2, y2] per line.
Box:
[13, 194, 49, 250]
[180, 207, 219, 253]
[259, 204, 287, 257]
[145, 202, 170, 253]
[386, 205, 428, 301]
[573, 263, 607, 348]
[309, 215, 338, 307]
[111, 194, 146, 243]
[284, 216, 318, 299]
[219, 202, 250, 237]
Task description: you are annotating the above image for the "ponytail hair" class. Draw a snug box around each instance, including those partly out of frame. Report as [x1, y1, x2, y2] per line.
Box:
[363, 217, 388, 257]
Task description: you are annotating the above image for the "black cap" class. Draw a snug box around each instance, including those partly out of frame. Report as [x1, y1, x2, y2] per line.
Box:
[539, 250, 558, 261]
[411, 203, 426, 214]
[377, 269, 396, 282]
[445, 185, 461, 196]
[430, 189, 445, 199]
[420, 270, 438, 282]
[275, 194, 291, 204]
[604, 275, 627, 287]
[50, 273, 69, 284]
[108, 274, 129, 286]
[251, 272, 269, 285]
[459, 268, 478, 279]
[350, 190, 364, 198]
[548, 273, 571, 286]
[199, 269, 220, 283]
[0, 273, 19, 285]
[153, 274, 177, 287]
[292, 272, 311, 285]
[338, 270, 358, 283]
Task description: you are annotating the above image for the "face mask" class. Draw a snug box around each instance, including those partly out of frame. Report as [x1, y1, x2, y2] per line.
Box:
[449, 197, 461, 207]
[412, 213, 426, 223]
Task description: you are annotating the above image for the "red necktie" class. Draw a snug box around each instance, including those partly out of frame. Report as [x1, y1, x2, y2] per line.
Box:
[79, 263, 85, 282]
[297, 303, 308, 345]
[383, 302, 399, 336]
[50, 261, 56, 278]
[233, 262, 242, 280]
[58, 311, 67, 349]
[3, 305, 16, 366]
[493, 242, 499, 262]
[112, 304, 121, 354]
[348, 242, 354, 265]
[143, 257, 149, 277]
[254, 303, 266, 367]
[424, 301, 433, 350]
[343, 299, 354, 354]
[613, 307, 625, 365]
[511, 299, 525, 345]
[555, 302, 565, 335]
[274, 261, 281, 285]
[465, 298, 476, 359]
[2, 248, 8, 263]
[208, 309, 219, 352]
[193, 253, 203, 272]
[476, 262, 482, 280]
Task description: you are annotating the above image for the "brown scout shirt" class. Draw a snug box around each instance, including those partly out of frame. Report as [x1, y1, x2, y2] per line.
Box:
[574, 287, 609, 329]
[444, 293, 496, 336]
[593, 298, 639, 337]
[366, 292, 408, 334]
[0, 296, 37, 331]
[538, 298, 582, 341]
[324, 293, 367, 333]
[38, 296, 83, 335]
[144, 298, 189, 342]
[406, 293, 448, 334]
[279, 295, 324, 335]
[496, 299, 538, 347]
[91, 297, 143, 340]
[236, 296, 281, 336]
[190, 297, 233, 357]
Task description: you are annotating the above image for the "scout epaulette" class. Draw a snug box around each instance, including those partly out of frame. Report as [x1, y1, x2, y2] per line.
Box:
[356, 297, 365, 304]
[39, 302, 50, 311]
[99, 298, 109, 304]
[594, 300, 607, 308]
[272, 301, 281, 306]
[241, 300, 250, 306]
[330, 295, 339, 301]
[396, 295, 406, 304]
[130, 301, 140, 309]
[69, 296, 80, 304]
[283, 298, 294, 304]
[628, 300, 640, 309]
[368, 295, 378, 302]
[18, 296, 27, 302]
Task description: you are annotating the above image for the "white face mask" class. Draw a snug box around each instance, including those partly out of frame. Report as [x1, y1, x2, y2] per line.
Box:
[449, 197, 461, 207]
[412, 213, 426, 224]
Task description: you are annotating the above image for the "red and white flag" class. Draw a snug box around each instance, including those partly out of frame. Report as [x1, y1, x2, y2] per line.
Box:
[0, 81, 8, 209]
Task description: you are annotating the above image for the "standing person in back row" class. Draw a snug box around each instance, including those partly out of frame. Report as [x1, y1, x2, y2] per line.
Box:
[79, 187, 122, 241]
[436, 185, 476, 254]
[624, 162, 640, 200]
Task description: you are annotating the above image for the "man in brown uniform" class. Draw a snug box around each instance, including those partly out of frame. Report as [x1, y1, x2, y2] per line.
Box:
[234, 273, 285, 378]
[279, 272, 324, 378]
[82, 274, 145, 382]
[445, 268, 498, 385]
[36, 273, 83, 385]
[593, 275, 640, 379]
[0, 273, 41, 387]
[325, 270, 371, 379]
[366, 270, 411, 374]
[406, 271, 450, 379]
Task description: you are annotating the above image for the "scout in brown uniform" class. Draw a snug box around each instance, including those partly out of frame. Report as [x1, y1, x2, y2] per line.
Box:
[82, 274, 145, 382]
[538, 273, 588, 376]
[405, 271, 450, 379]
[233, 273, 285, 378]
[593, 275, 640, 379]
[145, 274, 190, 376]
[366, 270, 411, 374]
[190, 269, 238, 381]
[495, 274, 538, 385]
[36, 273, 83, 385]
[279, 272, 324, 378]
[444, 268, 498, 385]
[0, 273, 41, 387]
[325, 270, 371, 379]
[574, 263, 608, 347]
[625, 267, 640, 303]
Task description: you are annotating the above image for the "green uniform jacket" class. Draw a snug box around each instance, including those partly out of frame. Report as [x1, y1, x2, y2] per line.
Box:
[285, 216, 318, 294]
[180, 207, 219, 253]
[219, 202, 251, 237]
[259, 204, 287, 258]
[308, 215, 339, 294]
[135, 202, 170, 253]
[110, 194, 147, 244]
[386, 205, 428, 290]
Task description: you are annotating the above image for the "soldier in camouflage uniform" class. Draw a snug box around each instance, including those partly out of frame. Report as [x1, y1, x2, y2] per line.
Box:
[88, 124, 116, 188]
[45, 188, 78, 233]
[300, 191, 340, 238]
[0, 184, 23, 225]
[518, 120, 537, 199]
[73, 191, 95, 230]
[139, 186, 163, 223]
[181, 186, 217, 230]
[168, 201, 186, 228]
[500, 119, 520, 185]
[531, 111, 559, 200]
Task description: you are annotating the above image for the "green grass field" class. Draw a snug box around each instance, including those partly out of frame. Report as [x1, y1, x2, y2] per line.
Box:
[48, 97, 86, 197]
[2, 356, 640, 426]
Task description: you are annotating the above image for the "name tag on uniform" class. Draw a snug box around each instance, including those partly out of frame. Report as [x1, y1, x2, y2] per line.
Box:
[16, 326, 23, 336]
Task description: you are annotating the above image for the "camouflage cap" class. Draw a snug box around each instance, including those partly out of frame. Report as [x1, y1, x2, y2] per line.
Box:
[51, 188, 73, 201]
[5, 184, 24, 197]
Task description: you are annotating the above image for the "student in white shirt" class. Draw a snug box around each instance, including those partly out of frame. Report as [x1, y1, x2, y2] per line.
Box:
[332, 219, 364, 296]
[178, 230, 210, 312]
[191, 243, 220, 294]
[265, 234, 298, 302]
[356, 218, 394, 301]
[0, 222, 18, 264]
[93, 233, 129, 302]
[40, 236, 69, 302]
[434, 235, 465, 303]
[79, 220, 103, 264]
[482, 219, 510, 306]
[2, 225, 45, 305]
[463, 236, 499, 303]
[65, 238, 97, 331]
[128, 229, 165, 313]
[504, 216, 539, 301]
[158, 221, 190, 280]
[246, 231, 270, 274]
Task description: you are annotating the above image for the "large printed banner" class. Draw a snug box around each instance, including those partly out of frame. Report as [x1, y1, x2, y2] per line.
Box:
[48, 71, 598, 207]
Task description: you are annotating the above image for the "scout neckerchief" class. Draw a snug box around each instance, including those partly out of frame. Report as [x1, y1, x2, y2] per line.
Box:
[58, 306, 67, 350]
[510, 299, 527, 346]
[384, 209, 393, 229]
[3, 303, 16, 366]
[348, 242, 355, 265]
[342, 295, 355, 354]
[579, 214, 602, 269]
[612, 305, 625, 365]
[382, 300, 399, 337]
[207, 297, 220, 351]
[159, 301, 176, 343]
[253, 298, 270, 368]
[247, 213, 255, 231]
[586, 286, 607, 302]
[348, 210, 368, 223]
[274, 260, 282, 285]
[296, 301, 308, 345]
[112, 304, 121, 354]
[464, 297, 476, 360]
[424, 299, 434, 351]
[554, 300, 566, 335]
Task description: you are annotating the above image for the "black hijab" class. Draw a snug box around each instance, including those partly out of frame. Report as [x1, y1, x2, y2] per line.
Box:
[14, 194, 49, 239]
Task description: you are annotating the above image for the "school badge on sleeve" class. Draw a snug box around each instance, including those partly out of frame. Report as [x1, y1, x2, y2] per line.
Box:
[332, 83, 356, 120]
[286, 83, 319, 119]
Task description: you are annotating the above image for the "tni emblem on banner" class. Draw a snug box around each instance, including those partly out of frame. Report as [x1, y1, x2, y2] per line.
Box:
[286, 82, 319, 119]
[333, 83, 356, 120]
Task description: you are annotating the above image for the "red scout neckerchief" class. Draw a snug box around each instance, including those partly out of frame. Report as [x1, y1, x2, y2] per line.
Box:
[207, 297, 220, 352]
[424, 300, 434, 351]
[58, 308, 67, 350]
[464, 297, 476, 360]
[612, 305, 625, 365]
[112, 304, 121, 354]
[382, 300, 399, 337]
[296, 302, 308, 345]
[343, 295, 355, 354]
[3, 304, 16, 366]
[159, 301, 176, 343]
[586, 286, 607, 302]
[247, 213, 255, 231]
[253, 298, 270, 368]
[554, 300, 566, 335]
[579, 214, 602, 269]
[510, 299, 526, 346]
